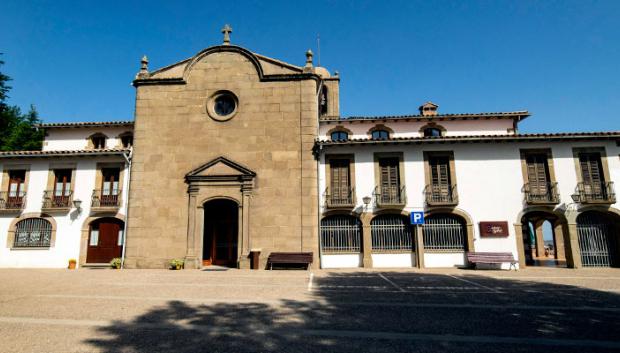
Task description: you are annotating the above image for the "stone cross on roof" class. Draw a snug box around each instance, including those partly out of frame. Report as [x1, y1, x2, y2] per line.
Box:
[221, 24, 232, 45]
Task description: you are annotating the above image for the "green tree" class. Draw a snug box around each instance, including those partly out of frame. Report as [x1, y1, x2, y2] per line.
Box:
[0, 54, 44, 151]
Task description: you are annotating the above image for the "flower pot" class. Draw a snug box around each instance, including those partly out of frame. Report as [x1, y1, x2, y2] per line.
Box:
[68, 261, 76, 270]
[175, 264, 182, 270]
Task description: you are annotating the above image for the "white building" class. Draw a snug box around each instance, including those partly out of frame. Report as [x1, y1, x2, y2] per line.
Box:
[0, 122, 132, 268]
[317, 103, 620, 269]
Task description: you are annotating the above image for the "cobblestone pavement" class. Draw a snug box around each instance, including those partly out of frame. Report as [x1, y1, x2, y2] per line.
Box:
[1, 267, 620, 352]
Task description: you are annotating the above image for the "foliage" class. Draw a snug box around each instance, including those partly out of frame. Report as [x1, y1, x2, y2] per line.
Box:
[110, 257, 122, 269]
[170, 259, 184, 270]
[0, 54, 44, 151]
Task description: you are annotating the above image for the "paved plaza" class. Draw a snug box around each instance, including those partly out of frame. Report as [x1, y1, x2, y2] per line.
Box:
[1, 267, 620, 352]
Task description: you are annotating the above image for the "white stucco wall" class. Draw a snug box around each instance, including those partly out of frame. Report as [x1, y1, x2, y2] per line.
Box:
[0, 157, 128, 268]
[318, 119, 514, 140]
[321, 254, 362, 268]
[371, 253, 416, 268]
[319, 139, 619, 269]
[43, 127, 133, 151]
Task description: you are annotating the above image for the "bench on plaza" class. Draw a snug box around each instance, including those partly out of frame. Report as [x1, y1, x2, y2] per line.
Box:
[467, 252, 517, 270]
[267, 252, 313, 270]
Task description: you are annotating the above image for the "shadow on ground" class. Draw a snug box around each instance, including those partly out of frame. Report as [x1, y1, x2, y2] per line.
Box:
[85, 272, 620, 353]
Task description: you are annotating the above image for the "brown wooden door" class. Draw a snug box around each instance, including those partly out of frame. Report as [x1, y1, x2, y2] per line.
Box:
[429, 156, 451, 198]
[579, 153, 605, 196]
[7, 170, 26, 208]
[330, 159, 350, 204]
[526, 154, 550, 195]
[87, 219, 123, 263]
[379, 158, 400, 202]
[203, 200, 238, 267]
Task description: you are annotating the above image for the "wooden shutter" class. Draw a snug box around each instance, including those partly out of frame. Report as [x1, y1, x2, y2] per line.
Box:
[526, 154, 550, 195]
[379, 158, 400, 199]
[429, 156, 450, 196]
[579, 153, 604, 195]
[330, 159, 350, 202]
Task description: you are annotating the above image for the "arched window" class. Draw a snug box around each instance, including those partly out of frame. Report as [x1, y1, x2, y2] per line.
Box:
[330, 131, 348, 141]
[320, 215, 361, 253]
[371, 130, 389, 140]
[14, 218, 52, 247]
[423, 128, 442, 137]
[423, 214, 467, 251]
[89, 133, 107, 149]
[119, 132, 133, 148]
[319, 86, 328, 116]
[371, 214, 413, 251]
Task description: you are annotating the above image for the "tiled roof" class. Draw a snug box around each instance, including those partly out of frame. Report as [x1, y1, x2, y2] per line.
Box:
[35, 121, 134, 129]
[317, 131, 620, 145]
[0, 149, 129, 158]
[322, 111, 530, 122]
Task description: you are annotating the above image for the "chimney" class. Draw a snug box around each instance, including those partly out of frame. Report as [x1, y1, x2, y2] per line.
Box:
[419, 101, 438, 116]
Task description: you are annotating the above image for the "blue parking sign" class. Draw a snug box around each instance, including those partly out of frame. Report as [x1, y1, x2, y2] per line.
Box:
[410, 211, 424, 225]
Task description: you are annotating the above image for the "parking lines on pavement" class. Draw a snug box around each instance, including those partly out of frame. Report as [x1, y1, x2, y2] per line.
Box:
[378, 272, 406, 292]
[447, 274, 502, 293]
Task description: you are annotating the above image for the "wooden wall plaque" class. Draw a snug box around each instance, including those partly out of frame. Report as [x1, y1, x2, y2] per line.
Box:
[479, 221, 509, 237]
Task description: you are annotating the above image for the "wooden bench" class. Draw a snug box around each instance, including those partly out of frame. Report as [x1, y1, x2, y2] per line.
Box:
[267, 252, 313, 270]
[467, 252, 517, 270]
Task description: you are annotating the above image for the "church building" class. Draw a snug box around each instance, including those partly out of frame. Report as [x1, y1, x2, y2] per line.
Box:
[0, 27, 618, 270]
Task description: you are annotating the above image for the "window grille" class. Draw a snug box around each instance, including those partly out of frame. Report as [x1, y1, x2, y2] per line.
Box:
[577, 212, 616, 267]
[14, 218, 52, 247]
[423, 215, 466, 251]
[371, 215, 413, 251]
[320, 215, 361, 253]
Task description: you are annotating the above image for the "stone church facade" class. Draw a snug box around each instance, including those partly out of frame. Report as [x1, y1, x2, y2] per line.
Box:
[124, 33, 338, 268]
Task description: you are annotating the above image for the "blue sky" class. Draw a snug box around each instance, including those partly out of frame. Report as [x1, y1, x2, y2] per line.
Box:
[1, 0, 619, 132]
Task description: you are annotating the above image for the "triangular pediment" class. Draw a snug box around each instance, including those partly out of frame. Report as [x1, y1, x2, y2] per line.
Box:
[186, 156, 256, 180]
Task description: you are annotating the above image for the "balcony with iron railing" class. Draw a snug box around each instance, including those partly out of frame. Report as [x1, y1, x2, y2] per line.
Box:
[374, 185, 407, 208]
[572, 181, 616, 204]
[91, 189, 121, 211]
[523, 182, 560, 205]
[425, 184, 458, 207]
[324, 187, 356, 209]
[0, 191, 26, 212]
[42, 190, 73, 211]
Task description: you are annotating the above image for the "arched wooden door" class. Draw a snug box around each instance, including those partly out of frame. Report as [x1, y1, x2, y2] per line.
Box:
[86, 218, 124, 264]
[203, 199, 238, 267]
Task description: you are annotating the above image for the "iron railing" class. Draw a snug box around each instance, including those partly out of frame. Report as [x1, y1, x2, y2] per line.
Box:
[572, 181, 616, 204]
[374, 185, 406, 207]
[91, 189, 121, 208]
[424, 184, 458, 206]
[324, 187, 355, 208]
[42, 190, 73, 209]
[13, 217, 52, 247]
[320, 215, 362, 253]
[371, 215, 413, 252]
[422, 216, 466, 251]
[523, 182, 560, 204]
[0, 191, 26, 211]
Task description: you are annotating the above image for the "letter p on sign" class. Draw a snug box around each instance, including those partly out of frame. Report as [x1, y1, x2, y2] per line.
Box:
[410, 211, 424, 225]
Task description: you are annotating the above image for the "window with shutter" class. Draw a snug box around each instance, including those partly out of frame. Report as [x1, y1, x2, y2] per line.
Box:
[330, 159, 351, 204]
[579, 153, 605, 197]
[429, 156, 451, 200]
[379, 158, 400, 203]
[526, 154, 550, 196]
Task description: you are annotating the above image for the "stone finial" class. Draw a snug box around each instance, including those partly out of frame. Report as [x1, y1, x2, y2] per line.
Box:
[305, 49, 314, 68]
[221, 24, 233, 45]
[334, 71, 339, 77]
[136, 55, 149, 79]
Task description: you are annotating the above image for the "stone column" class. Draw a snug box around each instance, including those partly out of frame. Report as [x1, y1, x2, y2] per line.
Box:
[184, 186, 199, 269]
[553, 222, 566, 261]
[514, 223, 526, 269]
[238, 184, 252, 269]
[565, 222, 582, 268]
[361, 212, 372, 268]
[534, 220, 546, 258]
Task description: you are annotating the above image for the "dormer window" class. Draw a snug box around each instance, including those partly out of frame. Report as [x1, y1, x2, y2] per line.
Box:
[331, 131, 348, 141]
[90, 133, 107, 149]
[371, 130, 389, 140]
[424, 128, 442, 137]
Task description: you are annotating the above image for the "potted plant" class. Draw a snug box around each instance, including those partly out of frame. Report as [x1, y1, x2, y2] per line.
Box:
[110, 257, 122, 269]
[68, 259, 77, 270]
[170, 259, 184, 270]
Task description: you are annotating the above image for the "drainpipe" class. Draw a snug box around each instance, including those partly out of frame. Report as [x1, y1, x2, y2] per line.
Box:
[120, 147, 132, 269]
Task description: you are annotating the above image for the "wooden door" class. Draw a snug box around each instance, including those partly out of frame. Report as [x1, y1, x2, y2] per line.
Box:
[101, 168, 120, 206]
[429, 156, 451, 199]
[579, 153, 605, 197]
[379, 158, 400, 202]
[53, 169, 72, 207]
[526, 154, 550, 196]
[330, 159, 350, 204]
[87, 219, 123, 263]
[7, 170, 26, 208]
